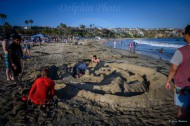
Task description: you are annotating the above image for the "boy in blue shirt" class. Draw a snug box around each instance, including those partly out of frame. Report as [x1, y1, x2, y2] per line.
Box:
[73, 60, 90, 78]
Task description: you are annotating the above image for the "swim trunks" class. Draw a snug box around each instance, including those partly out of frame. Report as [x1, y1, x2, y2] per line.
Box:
[174, 86, 190, 107]
[4, 53, 10, 68]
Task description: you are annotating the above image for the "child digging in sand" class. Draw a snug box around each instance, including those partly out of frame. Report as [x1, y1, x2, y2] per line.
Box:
[91, 55, 100, 63]
[29, 68, 55, 106]
[73, 59, 90, 78]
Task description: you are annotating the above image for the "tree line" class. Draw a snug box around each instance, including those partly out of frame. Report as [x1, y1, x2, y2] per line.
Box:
[0, 13, 131, 39]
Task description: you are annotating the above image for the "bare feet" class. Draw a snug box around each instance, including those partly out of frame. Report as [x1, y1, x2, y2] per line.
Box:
[17, 83, 22, 90]
[10, 77, 15, 80]
[75, 75, 79, 78]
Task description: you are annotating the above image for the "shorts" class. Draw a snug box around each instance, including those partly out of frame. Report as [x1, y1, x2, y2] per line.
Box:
[4, 54, 10, 68]
[174, 86, 190, 107]
[26, 45, 30, 50]
[11, 62, 22, 77]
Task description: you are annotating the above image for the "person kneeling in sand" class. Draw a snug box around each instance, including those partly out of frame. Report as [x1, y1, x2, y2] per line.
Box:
[91, 55, 100, 63]
[29, 68, 55, 105]
[73, 60, 90, 78]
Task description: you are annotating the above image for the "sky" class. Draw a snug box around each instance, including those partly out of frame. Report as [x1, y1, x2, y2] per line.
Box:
[0, 0, 190, 28]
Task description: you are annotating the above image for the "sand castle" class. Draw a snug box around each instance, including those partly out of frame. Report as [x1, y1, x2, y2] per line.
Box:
[0, 40, 177, 125]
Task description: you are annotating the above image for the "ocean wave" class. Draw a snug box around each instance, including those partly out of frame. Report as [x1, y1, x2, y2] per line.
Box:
[134, 39, 183, 48]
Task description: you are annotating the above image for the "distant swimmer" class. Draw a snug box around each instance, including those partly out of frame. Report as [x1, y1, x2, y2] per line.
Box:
[121, 41, 123, 47]
[113, 41, 116, 48]
[133, 42, 137, 47]
[133, 42, 137, 53]
[159, 48, 163, 60]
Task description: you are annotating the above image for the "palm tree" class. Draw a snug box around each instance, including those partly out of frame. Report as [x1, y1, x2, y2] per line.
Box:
[4, 22, 12, 29]
[80, 24, 85, 29]
[25, 20, 29, 27]
[0, 13, 7, 25]
[60, 23, 67, 29]
[29, 19, 33, 27]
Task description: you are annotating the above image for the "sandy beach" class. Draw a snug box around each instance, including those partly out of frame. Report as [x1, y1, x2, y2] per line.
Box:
[0, 39, 178, 125]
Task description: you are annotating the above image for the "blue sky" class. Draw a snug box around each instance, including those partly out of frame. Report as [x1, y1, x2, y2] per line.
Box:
[0, 0, 190, 28]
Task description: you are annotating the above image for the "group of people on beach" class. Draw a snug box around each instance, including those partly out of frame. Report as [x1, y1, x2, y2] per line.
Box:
[73, 55, 100, 78]
[2, 33, 100, 100]
[1, 25, 190, 122]
[1, 31, 101, 107]
[1, 32, 24, 87]
[28, 55, 100, 106]
[112, 25, 190, 122]
[113, 40, 137, 53]
[114, 40, 165, 60]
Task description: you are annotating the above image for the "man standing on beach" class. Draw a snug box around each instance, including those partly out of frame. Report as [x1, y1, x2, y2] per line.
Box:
[8, 34, 23, 86]
[166, 25, 190, 120]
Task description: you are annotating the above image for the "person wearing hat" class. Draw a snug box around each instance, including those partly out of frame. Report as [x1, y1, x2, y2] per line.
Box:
[166, 25, 190, 120]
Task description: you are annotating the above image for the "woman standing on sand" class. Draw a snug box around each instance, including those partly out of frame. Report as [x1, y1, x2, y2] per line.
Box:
[129, 42, 133, 51]
[1, 32, 13, 81]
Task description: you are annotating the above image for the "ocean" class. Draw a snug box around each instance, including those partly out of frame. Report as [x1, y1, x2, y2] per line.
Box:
[105, 38, 186, 61]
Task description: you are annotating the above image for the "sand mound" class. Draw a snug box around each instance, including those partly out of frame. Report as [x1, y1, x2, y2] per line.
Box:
[20, 43, 170, 110]
[1, 42, 178, 125]
[54, 61, 167, 108]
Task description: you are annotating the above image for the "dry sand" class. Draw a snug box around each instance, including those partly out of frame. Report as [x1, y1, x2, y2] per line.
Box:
[0, 40, 180, 125]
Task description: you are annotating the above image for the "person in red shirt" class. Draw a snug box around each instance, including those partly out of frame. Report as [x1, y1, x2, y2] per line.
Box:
[29, 68, 55, 105]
